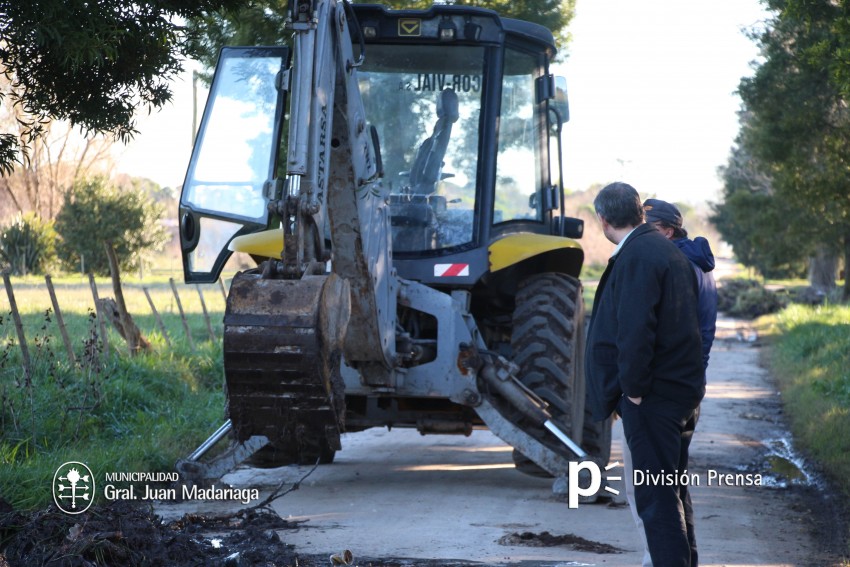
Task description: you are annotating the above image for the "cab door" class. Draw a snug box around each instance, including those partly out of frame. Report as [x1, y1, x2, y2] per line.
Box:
[179, 47, 289, 283]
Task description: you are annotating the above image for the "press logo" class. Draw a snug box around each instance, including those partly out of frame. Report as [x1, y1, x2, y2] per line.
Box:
[568, 460, 622, 508]
[53, 461, 94, 514]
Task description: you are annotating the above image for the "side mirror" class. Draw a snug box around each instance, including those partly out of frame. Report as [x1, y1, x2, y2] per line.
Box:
[553, 76, 569, 124]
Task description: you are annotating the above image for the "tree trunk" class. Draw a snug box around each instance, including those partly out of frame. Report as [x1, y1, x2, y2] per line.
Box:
[104, 243, 151, 355]
[808, 245, 837, 293]
[844, 228, 850, 302]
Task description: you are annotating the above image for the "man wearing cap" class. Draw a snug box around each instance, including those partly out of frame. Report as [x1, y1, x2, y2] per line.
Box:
[643, 198, 718, 369]
[586, 182, 704, 567]
[621, 198, 719, 566]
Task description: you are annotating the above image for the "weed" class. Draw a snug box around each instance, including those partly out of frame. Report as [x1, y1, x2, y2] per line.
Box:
[812, 374, 850, 406]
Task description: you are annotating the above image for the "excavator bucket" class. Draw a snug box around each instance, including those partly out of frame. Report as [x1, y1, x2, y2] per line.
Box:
[223, 271, 350, 456]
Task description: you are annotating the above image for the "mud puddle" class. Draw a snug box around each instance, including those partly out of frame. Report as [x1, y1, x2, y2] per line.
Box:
[758, 437, 819, 488]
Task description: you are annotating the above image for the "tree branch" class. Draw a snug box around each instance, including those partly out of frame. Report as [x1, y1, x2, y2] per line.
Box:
[246, 460, 320, 512]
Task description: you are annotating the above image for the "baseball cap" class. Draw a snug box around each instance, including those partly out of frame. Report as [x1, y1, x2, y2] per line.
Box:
[643, 198, 683, 228]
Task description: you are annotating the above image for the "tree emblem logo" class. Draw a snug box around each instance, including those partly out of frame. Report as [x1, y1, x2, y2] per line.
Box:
[53, 461, 95, 514]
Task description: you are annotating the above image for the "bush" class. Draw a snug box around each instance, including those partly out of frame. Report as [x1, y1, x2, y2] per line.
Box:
[54, 177, 168, 275]
[717, 279, 758, 312]
[718, 278, 788, 318]
[0, 212, 57, 275]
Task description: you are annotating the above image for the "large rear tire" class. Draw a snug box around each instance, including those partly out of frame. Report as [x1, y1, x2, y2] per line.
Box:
[510, 273, 585, 477]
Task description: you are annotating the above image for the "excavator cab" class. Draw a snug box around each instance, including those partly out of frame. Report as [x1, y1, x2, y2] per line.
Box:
[177, 2, 609, 487]
[352, 5, 584, 285]
[179, 5, 582, 285]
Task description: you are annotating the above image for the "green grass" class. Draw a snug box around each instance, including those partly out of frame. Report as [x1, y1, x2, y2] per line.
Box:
[767, 304, 850, 499]
[0, 275, 228, 510]
[581, 262, 606, 282]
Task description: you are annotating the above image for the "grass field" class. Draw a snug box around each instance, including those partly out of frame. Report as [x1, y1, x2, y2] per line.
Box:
[2, 271, 230, 348]
[0, 271, 231, 510]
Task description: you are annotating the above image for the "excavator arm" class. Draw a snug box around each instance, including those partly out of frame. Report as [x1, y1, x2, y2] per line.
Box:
[280, 0, 396, 371]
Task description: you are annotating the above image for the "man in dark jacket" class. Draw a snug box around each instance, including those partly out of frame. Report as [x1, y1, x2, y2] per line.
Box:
[586, 182, 705, 567]
[622, 198, 719, 566]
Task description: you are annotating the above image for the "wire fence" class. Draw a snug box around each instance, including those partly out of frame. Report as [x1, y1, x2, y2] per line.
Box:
[0, 271, 230, 378]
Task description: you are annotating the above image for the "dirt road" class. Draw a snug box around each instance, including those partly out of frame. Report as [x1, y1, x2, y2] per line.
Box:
[156, 315, 842, 566]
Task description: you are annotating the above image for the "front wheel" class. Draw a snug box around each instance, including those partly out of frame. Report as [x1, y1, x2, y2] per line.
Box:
[510, 273, 585, 476]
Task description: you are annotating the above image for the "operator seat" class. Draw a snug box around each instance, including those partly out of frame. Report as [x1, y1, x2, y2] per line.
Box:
[390, 88, 459, 252]
[408, 88, 459, 194]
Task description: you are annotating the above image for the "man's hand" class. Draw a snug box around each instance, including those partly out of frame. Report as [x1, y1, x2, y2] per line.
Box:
[628, 396, 642, 405]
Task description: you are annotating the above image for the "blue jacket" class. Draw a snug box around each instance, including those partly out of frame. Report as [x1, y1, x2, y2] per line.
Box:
[674, 237, 718, 370]
[585, 224, 705, 421]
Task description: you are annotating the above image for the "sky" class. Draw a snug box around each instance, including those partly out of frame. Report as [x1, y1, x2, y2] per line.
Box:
[557, 0, 768, 204]
[112, 0, 770, 206]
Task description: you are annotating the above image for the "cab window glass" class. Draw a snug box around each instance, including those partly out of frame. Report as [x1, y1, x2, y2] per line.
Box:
[183, 54, 282, 221]
[357, 45, 484, 252]
[494, 49, 544, 224]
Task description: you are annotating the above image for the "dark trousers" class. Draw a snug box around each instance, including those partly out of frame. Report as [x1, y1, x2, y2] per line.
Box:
[621, 394, 698, 567]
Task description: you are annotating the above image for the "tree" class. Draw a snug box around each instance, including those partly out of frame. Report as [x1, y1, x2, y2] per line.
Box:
[719, 1, 850, 298]
[712, 142, 809, 279]
[55, 178, 169, 355]
[54, 178, 169, 276]
[0, 76, 115, 220]
[0, 0, 248, 175]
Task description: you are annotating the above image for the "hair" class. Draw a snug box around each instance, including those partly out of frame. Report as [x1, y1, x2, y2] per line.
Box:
[594, 182, 644, 229]
[656, 221, 689, 239]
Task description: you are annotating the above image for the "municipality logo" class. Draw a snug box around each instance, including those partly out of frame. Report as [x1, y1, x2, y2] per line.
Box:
[53, 461, 94, 514]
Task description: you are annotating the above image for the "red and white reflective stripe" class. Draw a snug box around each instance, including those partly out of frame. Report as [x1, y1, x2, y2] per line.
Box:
[434, 263, 469, 277]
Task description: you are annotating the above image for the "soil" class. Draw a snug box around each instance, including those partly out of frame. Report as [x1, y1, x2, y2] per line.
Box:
[0, 500, 298, 567]
[0, 498, 631, 567]
[1, 499, 469, 567]
[2, 482, 846, 567]
[496, 531, 623, 554]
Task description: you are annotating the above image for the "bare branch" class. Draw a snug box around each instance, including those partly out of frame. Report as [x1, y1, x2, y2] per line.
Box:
[247, 460, 320, 512]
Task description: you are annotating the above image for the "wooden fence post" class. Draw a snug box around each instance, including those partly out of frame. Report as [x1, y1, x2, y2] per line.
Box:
[45, 275, 77, 364]
[88, 273, 110, 358]
[142, 287, 172, 347]
[2, 271, 32, 380]
[195, 285, 216, 342]
[169, 278, 195, 350]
